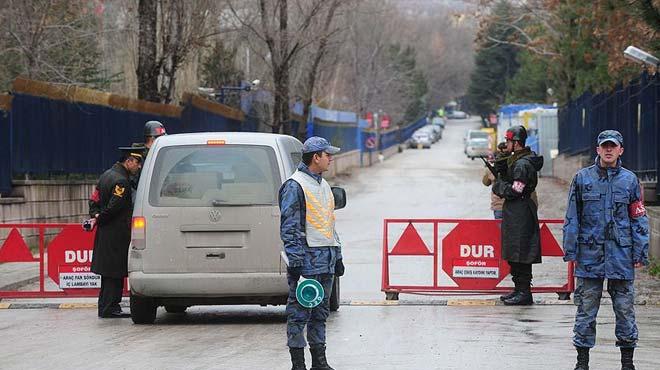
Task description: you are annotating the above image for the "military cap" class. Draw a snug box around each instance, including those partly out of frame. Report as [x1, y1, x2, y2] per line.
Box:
[597, 130, 623, 147]
[118, 146, 145, 163]
[302, 136, 340, 154]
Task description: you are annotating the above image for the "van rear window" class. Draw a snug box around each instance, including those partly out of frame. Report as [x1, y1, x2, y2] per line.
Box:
[148, 145, 281, 207]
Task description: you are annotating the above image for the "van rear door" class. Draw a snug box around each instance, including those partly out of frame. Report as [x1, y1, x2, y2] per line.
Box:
[142, 144, 282, 274]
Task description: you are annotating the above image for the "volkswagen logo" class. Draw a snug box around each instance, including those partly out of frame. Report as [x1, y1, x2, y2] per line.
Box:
[209, 209, 222, 223]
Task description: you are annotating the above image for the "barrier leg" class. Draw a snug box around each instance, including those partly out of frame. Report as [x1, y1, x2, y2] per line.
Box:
[385, 292, 399, 301]
[557, 292, 571, 300]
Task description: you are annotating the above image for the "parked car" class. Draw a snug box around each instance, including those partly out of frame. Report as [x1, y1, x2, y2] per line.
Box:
[431, 116, 446, 128]
[463, 129, 490, 154]
[419, 124, 442, 142]
[128, 132, 346, 324]
[409, 131, 433, 149]
[465, 136, 491, 160]
[448, 111, 468, 119]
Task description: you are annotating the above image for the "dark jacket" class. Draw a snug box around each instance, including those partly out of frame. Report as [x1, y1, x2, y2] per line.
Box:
[493, 147, 544, 264]
[90, 163, 133, 278]
[562, 157, 649, 280]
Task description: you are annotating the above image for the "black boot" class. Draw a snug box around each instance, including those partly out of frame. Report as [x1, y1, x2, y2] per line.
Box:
[503, 289, 533, 305]
[289, 347, 307, 370]
[574, 346, 589, 370]
[500, 290, 517, 301]
[620, 347, 635, 370]
[500, 282, 519, 301]
[310, 344, 335, 370]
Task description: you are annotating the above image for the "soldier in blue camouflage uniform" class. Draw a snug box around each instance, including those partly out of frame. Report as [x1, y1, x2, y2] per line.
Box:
[280, 137, 345, 370]
[562, 130, 649, 370]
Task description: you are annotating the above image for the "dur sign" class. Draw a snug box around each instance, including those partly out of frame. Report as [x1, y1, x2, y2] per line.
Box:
[47, 226, 99, 289]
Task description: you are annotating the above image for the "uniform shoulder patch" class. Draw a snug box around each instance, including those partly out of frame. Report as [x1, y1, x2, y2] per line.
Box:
[90, 188, 100, 203]
[512, 180, 526, 193]
[629, 200, 646, 218]
[113, 184, 125, 197]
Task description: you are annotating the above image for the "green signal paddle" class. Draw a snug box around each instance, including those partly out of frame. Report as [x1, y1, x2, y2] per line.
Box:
[296, 277, 324, 308]
[281, 251, 324, 308]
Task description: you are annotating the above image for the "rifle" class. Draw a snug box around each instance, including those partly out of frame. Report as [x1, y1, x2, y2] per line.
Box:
[480, 156, 498, 177]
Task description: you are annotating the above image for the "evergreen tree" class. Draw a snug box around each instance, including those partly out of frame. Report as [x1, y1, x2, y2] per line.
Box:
[0, 1, 120, 90]
[199, 40, 245, 107]
[387, 44, 429, 123]
[507, 51, 550, 104]
[466, 0, 520, 118]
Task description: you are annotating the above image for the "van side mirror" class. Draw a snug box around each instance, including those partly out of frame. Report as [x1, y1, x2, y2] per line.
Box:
[331, 187, 346, 210]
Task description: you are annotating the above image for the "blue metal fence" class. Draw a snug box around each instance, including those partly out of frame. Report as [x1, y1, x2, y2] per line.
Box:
[308, 106, 359, 152]
[0, 104, 11, 195]
[4, 81, 247, 181]
[1, 79, 431, 194]
[10, 93, 181, 175]
[398, 116, 428, 143]
[179, 104, 242, 133]
[559, 71, 659, 180]
[361, 116, 427, 153]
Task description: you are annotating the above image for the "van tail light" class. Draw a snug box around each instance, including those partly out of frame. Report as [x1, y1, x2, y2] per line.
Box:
[131, 216, 146, 250]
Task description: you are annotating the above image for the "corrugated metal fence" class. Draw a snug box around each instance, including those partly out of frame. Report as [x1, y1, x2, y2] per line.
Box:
[308, 106, 359, 152]
[0, 95, 11, 194]
[558, 71, 659, 180]
[0, 78, 428, 196]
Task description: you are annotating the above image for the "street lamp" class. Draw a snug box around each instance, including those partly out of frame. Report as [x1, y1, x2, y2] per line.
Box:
[623, 46, 659, 68]
[198, 79, 260, 104]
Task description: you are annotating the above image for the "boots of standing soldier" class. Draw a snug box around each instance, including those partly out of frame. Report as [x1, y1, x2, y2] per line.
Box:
[310, 344, 335, 370]
[500, 280, 519, 301]
[573, 346, 589, 370]
[289, 347, 307, 370]
[503, 281, 533, 306]
[620, 347, 635, 370]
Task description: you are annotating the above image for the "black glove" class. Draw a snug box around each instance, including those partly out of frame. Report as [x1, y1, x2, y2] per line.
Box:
[334, 259, 345, 277]
[492, 178, 505, 198]
[287, 265, 303, 278]
[494, 159, 508, 177]
[82, 218, 96, 232]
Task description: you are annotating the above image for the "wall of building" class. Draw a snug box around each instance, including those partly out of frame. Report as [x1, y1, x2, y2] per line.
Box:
[552, 153, 590, 183]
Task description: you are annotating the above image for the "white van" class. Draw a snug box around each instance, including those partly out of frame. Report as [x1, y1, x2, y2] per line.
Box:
[128, 132, 344, 324]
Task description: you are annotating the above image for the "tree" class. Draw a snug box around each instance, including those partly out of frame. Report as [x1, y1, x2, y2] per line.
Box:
[296, 0, 346, 129]
[227, 0, 333, 134]
[387, 44, 428, 123]
[403, 1, 479, 109]
[136, 0, 214, 103]
[506, 50, 550, 103]
[341, 0, 410, 121]
[476, 0, 659, 103]
[627, 0, 660, 53]
[0, 0, 119, 90]
[467, 0, 521, 118]
[199, 39, 245, 108]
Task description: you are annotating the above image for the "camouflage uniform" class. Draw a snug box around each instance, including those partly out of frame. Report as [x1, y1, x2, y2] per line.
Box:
[563, 138, 649, 349]
[279, 162, 342, 348]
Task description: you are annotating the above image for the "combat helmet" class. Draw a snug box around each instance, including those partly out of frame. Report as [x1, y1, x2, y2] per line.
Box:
[505, 125, 527, 145]
[144, 120, 167, 138]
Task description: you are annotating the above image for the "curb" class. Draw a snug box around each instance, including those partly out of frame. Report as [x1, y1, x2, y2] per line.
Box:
[341, 299, 659, 306]
[1, 299, 658, 309]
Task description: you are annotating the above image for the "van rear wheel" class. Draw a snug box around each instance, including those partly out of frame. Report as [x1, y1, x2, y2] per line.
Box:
[330, 277, 340, 312]
[165, 305, 187, 314]
[130, 293, 157, 324]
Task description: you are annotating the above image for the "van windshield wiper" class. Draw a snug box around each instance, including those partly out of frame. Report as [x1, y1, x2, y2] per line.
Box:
[211, 199, 273, 207]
